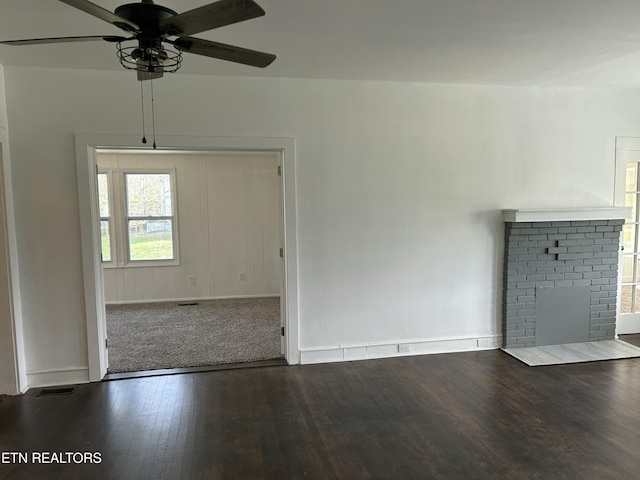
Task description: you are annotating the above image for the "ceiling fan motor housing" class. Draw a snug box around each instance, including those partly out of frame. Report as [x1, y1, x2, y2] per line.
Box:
[114, 2, 179, 36]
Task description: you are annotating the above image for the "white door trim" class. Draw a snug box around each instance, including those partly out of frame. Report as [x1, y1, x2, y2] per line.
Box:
[75, 134, 300, 381]
[0, 129, 28, 394]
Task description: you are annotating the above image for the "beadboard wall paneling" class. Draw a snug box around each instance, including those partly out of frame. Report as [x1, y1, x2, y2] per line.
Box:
[99, 151, 281, 303]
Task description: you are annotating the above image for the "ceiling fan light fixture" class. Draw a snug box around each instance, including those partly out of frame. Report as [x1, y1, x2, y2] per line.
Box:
[116, 39, 182, 74]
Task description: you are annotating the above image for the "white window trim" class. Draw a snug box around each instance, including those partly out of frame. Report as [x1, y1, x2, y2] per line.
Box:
[99, 166, 180, 268]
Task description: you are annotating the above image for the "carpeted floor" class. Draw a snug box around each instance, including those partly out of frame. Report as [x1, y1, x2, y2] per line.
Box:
[106, 297, 282, 373]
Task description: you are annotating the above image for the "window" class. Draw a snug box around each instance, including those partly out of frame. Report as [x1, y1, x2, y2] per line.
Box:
[125, 173, 175, 261]
[97, 173, 112, 263]
[96, 169, 178, 266]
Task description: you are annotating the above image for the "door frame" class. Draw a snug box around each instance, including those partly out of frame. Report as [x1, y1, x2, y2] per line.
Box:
[614, 136, 640, 335]
[76, 134, 299, 381]
[0, 129, 28, 394]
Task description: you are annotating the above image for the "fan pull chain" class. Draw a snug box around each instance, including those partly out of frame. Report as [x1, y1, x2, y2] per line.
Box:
[140, 81, 147, 144]
[150, 78, 157, 149]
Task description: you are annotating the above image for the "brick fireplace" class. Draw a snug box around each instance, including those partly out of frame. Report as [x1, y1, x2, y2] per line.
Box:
[502, 208, 629, 349]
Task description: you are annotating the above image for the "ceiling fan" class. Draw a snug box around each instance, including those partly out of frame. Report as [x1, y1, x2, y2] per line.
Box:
[0, 0, 276, 81]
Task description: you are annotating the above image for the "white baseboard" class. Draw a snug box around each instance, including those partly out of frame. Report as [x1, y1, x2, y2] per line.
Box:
[105, 294, 280, 305]
[299, 334, 502, 365]
[617, 317, 640, 335]
[26, 367, 90, 390]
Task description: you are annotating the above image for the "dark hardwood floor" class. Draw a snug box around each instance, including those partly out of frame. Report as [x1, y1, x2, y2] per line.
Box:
[620, 333, 640, 348]
[1, 340, 640, 479]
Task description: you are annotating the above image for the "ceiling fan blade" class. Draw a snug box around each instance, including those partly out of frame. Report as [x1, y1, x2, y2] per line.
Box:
[173, 37, 275, 68]
[0, 35, 127, 46]
[159, 0, 265, 37]
[58, 0, 139, 32]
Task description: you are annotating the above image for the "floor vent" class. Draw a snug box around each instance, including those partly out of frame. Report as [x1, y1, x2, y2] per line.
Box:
[36, 387, 75, 397]
[177, 302, 199, 306]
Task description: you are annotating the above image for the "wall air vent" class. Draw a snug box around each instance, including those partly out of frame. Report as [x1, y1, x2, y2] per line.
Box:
[36, 387, 75, 397]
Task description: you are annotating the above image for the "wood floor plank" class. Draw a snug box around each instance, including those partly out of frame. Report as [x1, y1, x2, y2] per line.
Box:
[1, 343, 640, 479]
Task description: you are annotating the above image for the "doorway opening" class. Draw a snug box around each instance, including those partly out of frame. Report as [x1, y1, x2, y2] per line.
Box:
[76, 134, 299, 382]
[96, 149, 284, 374]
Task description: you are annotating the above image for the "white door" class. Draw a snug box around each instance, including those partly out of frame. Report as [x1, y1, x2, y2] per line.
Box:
[616, 137, 640, 334]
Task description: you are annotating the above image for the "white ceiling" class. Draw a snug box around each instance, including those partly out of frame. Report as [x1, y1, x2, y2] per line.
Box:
[3, 0, 640, 87]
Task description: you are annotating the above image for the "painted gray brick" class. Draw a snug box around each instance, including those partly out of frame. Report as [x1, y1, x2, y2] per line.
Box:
[594, 238, 615, 245]
[546, 274, 565, 281]
[548, 234, 568, 240]
[555, 266, 574, 273]
[517, 296, 536, 303]
[574, 266, 593, 272]
[594, 252, 617, 258]
[567, 246, 602, 253]
[506, 330, 526, 338]
[535, 267, 555, 274]
[503, 218, 622, 349]
[545, 260, 566, 267]
[557, 239, 578, 247]
[564, 259, 584, 266]
[516, 336, 535, 344]
[583, 259, 603, 266]
[582, 272, 602, 279]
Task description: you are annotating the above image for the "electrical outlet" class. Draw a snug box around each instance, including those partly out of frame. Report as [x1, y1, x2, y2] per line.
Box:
[188, 275, 196, 285]
[238, 272, 246, 281]
[398, 344, 411, 353]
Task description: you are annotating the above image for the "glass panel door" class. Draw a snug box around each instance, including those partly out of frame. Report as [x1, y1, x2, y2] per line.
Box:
[622, 162, 640, 313]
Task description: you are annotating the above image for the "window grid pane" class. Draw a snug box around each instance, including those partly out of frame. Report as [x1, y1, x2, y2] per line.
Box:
[126, 174, 172, 217]
[128, 219, 174, 260]
[97, 173, 110, 218]
[100, 219, 111, 262]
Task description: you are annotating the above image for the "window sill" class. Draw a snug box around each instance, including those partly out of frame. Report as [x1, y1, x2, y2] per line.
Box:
[102, 259, 180, 269]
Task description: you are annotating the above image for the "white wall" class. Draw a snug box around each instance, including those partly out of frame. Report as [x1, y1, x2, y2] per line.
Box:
[98, 151, 281, 303]
[4, 65, 640, 385]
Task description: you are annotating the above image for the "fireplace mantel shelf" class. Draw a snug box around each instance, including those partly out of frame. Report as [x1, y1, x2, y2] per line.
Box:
[503, 207, 631, 223]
